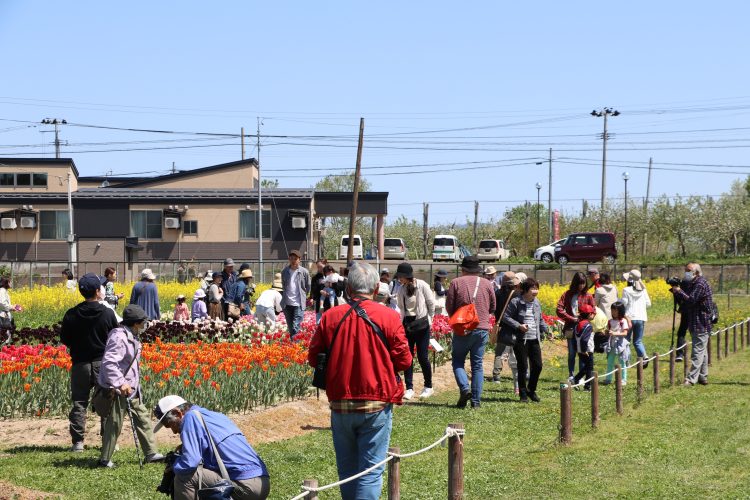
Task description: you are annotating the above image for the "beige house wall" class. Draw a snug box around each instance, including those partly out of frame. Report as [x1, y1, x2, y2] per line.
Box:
[0, 204, 70, 243]
[78, 238, 126, 262]
[0, 164, 78, 193]
[132, 163, 257, 190]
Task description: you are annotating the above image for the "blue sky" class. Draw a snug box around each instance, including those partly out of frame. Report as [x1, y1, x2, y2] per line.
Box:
[2, 1, 750, 223]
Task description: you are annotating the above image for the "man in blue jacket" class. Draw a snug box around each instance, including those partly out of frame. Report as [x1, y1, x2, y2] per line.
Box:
[153, 395, 270, 500]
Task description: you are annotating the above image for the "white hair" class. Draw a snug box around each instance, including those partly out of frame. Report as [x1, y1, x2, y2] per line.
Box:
[347, 262, 379, 295]
[688, 262, 703, 276]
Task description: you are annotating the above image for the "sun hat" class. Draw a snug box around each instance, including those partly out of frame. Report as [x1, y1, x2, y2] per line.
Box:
[78, 273, 105, 296]
[176, 294, 186, 300]
[140, 268, 156, 280]
[623, 269, 644, 290]
[223, 258, 235, 267]
[193, 289, 206, 300]
[375, 282, 390, 302]
[460, 255, 483, 274]
[380, 268, 390, 276]
[395, 262, 414, 279]
[501, 271, 520, 286]
[153, 395, 187, 433]
[515, 272, 528, 283]
[122, 304, 148, 325]
[238, 269, 253, 279]
[204, 270, 214, 280]
[436, 269, 448, 278]
[272, 273, 283, 290]
[483, 266, 497, 276]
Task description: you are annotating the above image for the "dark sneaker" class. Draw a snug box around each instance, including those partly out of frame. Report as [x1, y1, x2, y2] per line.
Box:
[675, 356, 684, 362]
[145, 453, 165, 463]
[519, 392, 529, 403]
[528, 392, 541, 403]
[97, 460, 115, 468]
[456, 390, 472, 409]
[698, 378, 708, 386]
[643, 360, 649, 369]
[470, 401, 481, 409]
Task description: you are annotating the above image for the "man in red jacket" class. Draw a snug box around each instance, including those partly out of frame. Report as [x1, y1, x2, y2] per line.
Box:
[308, 262, 412, 500]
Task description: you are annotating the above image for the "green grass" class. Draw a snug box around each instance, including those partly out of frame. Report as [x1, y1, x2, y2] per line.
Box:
[2, 319, 750, 499]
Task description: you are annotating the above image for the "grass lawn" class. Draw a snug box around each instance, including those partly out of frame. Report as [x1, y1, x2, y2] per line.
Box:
[1, 319, 750, 499]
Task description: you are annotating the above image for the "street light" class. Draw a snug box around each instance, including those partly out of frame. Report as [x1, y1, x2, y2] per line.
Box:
[622, 171, 630, 263]
[535, 182, 542, 246]
[591, 108, 620, 224]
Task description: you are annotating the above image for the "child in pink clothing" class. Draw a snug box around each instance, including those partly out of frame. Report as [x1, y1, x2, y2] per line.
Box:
[173, 295, 190, 321]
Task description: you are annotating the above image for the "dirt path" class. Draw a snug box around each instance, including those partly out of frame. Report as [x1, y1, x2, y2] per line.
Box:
[0, 314, 675, 450]
[0, 480, 60, 499]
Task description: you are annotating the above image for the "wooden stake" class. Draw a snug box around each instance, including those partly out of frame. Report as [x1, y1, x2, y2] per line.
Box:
[387, 447, 400, 500]
[733, 324, 738, 353]
[708, 332, 713, 366]
[636, 358, 644, 402]
[669, 349, 675, 387]
[717, 331, 722, 361]
[653, 353, 660, 394]
[303, 479, 318, 500]
[448, 423, 465, 499]
[559, 384, 572, 444]
[591, 372, 600, 429]
[724, 327, 729, 358]
[615, 366, 623, 415]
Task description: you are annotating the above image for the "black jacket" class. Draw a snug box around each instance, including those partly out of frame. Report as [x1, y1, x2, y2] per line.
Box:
[60, 301, 119, 364]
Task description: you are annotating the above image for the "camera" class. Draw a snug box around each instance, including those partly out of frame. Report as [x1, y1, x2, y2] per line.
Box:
[666, 277, 681, 287]
[156, 449, 181, 496]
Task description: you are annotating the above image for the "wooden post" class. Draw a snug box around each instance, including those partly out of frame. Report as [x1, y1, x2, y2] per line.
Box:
[733, 324, 738, 353]
[559, 384, 572, 444]
[724, 326, 729, 358]
[636, 358, 644, 402]
[717, 331, 722, 361]
[346, 118, 365, 262]
[387, 447, 400, 500]
[591, 372, 600, 429]
[669, 349, 675, 387]
[708, 331, 713, 366]
[448, 423, 464, 499]
[615, 366, 623, 415]
[653, 353, 660, 394]
[303, 479, 318, 500]
[741, 321, 745, 349]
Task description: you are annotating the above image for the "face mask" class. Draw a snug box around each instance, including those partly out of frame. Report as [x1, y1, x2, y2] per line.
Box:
[685, 271, 694, 281]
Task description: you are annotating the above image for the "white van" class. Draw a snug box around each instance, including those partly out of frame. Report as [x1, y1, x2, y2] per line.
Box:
[432, 235, 461, 262]
[339, 234, 364, 260]
[477, 239, 510, 261]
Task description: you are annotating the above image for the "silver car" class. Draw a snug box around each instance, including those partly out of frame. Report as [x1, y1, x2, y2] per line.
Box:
[383, 238, 408, 260]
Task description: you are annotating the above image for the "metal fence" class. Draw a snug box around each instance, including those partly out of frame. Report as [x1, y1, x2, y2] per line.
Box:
[1, 260, 750, 295]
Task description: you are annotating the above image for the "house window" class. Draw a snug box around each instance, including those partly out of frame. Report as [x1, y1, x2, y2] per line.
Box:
[32, 173, 48, 187]
[239, 210, 271, 239]
[183, 220, 198, 235]
[130, 210, 162, 239]
[39, 210, 70, 240]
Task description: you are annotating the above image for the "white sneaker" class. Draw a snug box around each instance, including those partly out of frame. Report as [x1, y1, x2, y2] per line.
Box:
[403, 389, 415, 400]
[621, 380, 628, 387]
[419, 388, 434, 399]
[567, 376, 575, 386]
[71, 442, 84, 452]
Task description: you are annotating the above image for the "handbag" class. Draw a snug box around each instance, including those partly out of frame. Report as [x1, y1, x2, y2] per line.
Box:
[92, 340, 139, 419]
[226, 302, 242, 319]
[405, 316, 430, 335]
[491, 290, 516, 345]
[449, 277, 481, 336]
[0, 314, 13, 331]
[193, 411, 235, 500]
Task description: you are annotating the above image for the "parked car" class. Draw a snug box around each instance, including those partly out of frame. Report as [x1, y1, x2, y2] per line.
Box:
[383, 237, 408, 260]
[459, 245, 473, 259]
[477, 239, 510, 261]
[432, 234, 462, 262]
[533, 238, 567, 263]
[553, 232, 617, 265]
[339, 234, 364, 260]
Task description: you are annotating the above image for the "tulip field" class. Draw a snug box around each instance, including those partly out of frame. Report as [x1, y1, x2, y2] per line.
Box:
[0, 278, 677, 419]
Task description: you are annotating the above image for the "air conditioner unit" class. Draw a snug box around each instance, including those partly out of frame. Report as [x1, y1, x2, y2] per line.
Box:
[291, 216, 306, 229]
[164, 217, 180, 229]
[1, 218, 17, 230]
[20, 217, 36, 229]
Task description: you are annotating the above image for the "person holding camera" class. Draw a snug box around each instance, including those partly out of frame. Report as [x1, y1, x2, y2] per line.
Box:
[395, 262, 435, 400]
[670, 263, 715, 386]
[153, 395, 270, 500]
[308, 262, 412, 500]
[671, 275, 693, 363]
[98, 304, 163, 468]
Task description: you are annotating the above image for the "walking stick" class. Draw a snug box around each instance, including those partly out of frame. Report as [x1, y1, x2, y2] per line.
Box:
[126, 398, 143, 469]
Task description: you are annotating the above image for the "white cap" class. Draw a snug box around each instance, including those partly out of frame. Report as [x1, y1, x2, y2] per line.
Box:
[153, 395, 187, 433]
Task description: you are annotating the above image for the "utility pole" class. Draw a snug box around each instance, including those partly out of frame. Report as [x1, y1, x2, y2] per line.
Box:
[241, 127, 245, 160]
[641, 157, 653, 257]
[257, 118, 263, 279]
[535, 182, 542, 247]
[171, 162, 176, 174]
[473, 201, 479, 250]
[66, 171, 75, 270]
[623, 172, 630, 262]
[41, 118, 67, 158]
[423, 202, 429, 259]
[590, 108, 620, 226]
[582, 199, 588, 218]
[524, 201, 530, 256]
[347, 118, 365, 262]
[548, 148, 553, 243]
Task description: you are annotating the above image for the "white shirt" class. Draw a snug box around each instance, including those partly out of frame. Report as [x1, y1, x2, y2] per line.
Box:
[621, 287, 651, 322]
[256, 289, 282, 312]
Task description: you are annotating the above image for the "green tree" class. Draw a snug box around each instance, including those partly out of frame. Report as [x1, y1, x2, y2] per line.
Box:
[313, 172, 371, 192]
[314, 172, 373, 259]
[261, 178, 279, 189]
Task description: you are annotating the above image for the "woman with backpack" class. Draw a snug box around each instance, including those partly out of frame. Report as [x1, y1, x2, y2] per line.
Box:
[557, 272, 596, 385]
[621, 269, 652, 367]
[396, 263, 435, 400]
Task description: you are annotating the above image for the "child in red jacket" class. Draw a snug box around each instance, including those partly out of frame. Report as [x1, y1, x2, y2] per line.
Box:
[573, 304, 596, 390]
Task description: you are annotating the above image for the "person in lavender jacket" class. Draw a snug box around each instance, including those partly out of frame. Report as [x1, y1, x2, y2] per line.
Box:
[98, 304, 164, 467]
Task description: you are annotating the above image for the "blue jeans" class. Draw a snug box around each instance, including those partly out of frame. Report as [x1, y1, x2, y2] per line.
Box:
[629, 320, 647, 359]
[451, 329, 488, 405]
[284, 305, 305, 338]
[331, 405, 392, 500]
[566, 338, 583, 377]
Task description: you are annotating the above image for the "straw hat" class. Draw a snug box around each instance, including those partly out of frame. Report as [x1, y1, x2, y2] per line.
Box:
[272, 273, 283, 290]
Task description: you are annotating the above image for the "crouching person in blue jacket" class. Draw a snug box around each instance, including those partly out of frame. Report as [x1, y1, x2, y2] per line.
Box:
[153, 395, 270, 500]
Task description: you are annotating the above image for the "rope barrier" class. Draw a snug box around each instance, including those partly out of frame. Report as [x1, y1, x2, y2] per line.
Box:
[289, 427, 465, 499]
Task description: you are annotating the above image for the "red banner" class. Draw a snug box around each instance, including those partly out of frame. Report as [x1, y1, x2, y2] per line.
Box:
[553, 210, 560, 241]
